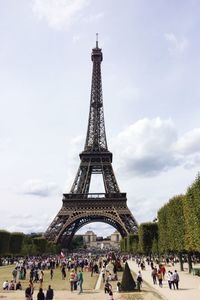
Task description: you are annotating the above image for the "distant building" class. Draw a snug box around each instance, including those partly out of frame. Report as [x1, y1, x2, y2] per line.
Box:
[83, 230, 97, 243]
[82, 230, 121, 250]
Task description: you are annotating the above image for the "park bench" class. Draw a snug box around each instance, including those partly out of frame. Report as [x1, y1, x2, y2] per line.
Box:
[192, 268, 200, 276]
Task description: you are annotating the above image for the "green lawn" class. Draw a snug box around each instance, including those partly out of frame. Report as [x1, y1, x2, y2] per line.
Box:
[0, 265, 98, 291]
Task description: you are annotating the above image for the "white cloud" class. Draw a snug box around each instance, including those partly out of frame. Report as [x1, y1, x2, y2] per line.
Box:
[77, 222, 115, 237]
[4, 213, 51, 233]
[22, 179, 60, 197]
[112, 118, 200, 177]
[174, 128, 200, 155]
[32, 0, 89, 30]
[112, 117, 179, 176]
[165, 32, 189, 55]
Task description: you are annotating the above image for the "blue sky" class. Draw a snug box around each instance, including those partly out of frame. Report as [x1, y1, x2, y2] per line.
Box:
[0, 0, 200, 237]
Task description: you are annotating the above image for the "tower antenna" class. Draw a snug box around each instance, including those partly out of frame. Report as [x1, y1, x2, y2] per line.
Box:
[96, 33, 99, 48]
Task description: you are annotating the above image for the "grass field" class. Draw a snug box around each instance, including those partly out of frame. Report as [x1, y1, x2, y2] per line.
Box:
[0, 265, 98, 292]
[0, 264, 163, 300]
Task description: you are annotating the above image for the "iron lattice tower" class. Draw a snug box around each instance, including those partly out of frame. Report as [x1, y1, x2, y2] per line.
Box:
[45, 37, 138, 247]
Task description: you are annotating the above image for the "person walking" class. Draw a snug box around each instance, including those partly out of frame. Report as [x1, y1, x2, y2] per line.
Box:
[104, 280, 112, 294]
[69, 269, 75, 292]
[157, 270, 163, 287]
[12, 268, 17, 283]
[173, 270, 180, 289]
[39, 270, 44, 289]
[73, 271, 78, 291]
[61, 265, 66, 280]
[166, 271, 172, 289]
[102, 267, 106, 283]
[78, 270, 83, 293]
[151, 267, 157, 284]
[50, 268, 54, 280]
[108, 290, 114, 300]
[136, 271, 143, 291]
[25, 283, 34, 300]
[160, 265, 166, 280]
[37, 288, 45, 300]
[46, 285, 54, 300]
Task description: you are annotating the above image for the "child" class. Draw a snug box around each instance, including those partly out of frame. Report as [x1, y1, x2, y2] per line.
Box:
[109, 290, 114, 300]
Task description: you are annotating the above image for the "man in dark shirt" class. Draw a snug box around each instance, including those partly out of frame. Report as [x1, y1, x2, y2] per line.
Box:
[46, 285, 54, 300]
[25, 285, 32, 300]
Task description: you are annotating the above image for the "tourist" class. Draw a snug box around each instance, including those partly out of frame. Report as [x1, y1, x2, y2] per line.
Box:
[39, 270, 44, 288]
[116, 281, 121, 292]
[157, 270, 163, 287]
[2, 280, 8, 290]
[160, 265, 166, 279]
[61, 265, 66, 280]
[140, 261, 145, 270]
[8, 280, 15, 290]
[12, 268, 17, 283]
[173, 270, 180, 289]
[25, 283, 33, 300]
[46, 285, 54, 299]
[151, 267, 157, 284]
[16, 281, 22, 290]
[105, 264, 110, 276]
[104, 280, 112, 293]
[50, 268, 54, 280]
[102, 267, 106, 283]
[166, 271, 172, 289]
[90, 260, 94, 276]
[37, 287, 45, 300]
[108, 272, 112, 281]
[69, 268, 75, 292]
[108, 290, 114, 300]
[73, 270, 78, 290]
[94, 262, 99, 273]
[78, 269, 83, 293]
[136, 271, 143, 291]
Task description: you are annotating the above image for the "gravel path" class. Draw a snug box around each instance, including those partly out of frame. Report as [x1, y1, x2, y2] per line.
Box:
[128, 260, 200, 300]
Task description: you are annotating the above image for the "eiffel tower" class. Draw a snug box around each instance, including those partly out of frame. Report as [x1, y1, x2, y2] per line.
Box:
[45, 36, 138, 247]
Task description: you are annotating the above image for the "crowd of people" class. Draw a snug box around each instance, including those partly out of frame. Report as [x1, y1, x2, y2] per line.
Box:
[1, 254, 107, 297]
[1, 252, 185, 300]
[135, 256, 180, 290]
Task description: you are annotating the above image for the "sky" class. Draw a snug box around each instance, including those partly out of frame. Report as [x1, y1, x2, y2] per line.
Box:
[0, 0, 200, 237]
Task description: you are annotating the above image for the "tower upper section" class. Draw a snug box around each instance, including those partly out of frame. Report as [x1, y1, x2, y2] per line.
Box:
[84, 37, 108, 152]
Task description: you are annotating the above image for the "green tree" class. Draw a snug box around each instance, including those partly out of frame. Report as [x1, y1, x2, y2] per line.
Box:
[166, 195, 186, 270]
[21, 235, 37, 256]
[184, 174, 200, 252]
[9, 232, 24, 255]
[158, 204, 170, 253]
[0, 230, 10, 255]
[120, 238, 126, 252]
[33, 237, 47, 255]
[129, 234, 139, 254]
[138, 222, 158, 258]
[68, 235, 83, 250]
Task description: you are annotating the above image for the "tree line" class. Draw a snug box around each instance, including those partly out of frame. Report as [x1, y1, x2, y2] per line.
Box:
[120, 173, 200, 272]
[0, 230, 84, 258]
[0, 231, 60, 257]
